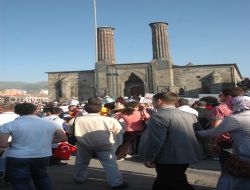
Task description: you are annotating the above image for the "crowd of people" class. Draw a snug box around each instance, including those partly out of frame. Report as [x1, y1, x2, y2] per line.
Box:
[0, 87, 250, 190]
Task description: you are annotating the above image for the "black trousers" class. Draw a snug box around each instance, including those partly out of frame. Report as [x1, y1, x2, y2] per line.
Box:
[116, 131, 142, 159]
[152, 164, 195, 190]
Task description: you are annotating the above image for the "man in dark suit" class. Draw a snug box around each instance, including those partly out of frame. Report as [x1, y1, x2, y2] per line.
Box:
[143, 92, 203, 190]
[195, 101, 212, 130]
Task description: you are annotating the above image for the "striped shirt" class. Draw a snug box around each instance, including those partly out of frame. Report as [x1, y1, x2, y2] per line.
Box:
[208, 102, 232, 146]
[208, 103, 232, 120]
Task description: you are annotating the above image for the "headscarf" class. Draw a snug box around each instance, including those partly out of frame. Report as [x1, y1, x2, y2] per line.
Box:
[231, 96, 250, 112]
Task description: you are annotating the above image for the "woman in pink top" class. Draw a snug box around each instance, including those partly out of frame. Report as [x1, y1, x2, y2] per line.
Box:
[115, 101, 150, 159]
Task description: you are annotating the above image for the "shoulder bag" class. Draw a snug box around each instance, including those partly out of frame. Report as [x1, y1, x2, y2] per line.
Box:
[223, 150, 250, 178]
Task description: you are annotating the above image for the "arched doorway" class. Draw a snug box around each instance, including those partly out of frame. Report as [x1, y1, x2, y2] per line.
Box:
[124, 73, 144, 97]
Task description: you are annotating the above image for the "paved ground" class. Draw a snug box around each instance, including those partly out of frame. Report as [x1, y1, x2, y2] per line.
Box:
[0, 156, 221, 190]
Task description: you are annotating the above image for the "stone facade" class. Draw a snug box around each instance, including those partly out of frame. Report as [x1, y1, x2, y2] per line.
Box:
[47, 22, 242, 102]
[48, 70, 95, 102]
[173, 64, 242, 97]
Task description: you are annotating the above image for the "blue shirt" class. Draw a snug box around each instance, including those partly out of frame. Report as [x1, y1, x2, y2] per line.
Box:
[0, 115, 61, 158]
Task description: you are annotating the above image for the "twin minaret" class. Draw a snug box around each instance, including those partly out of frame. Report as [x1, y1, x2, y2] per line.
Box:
[97, 27, 116, 64]
[149, 22, 170, 60]
[97, 22, 171, 64]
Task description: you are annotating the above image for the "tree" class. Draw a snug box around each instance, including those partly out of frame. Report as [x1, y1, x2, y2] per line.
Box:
[237, 78, 250, 89]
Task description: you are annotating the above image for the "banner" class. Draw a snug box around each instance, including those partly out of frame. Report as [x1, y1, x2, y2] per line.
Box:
[140, 93, 155, 104]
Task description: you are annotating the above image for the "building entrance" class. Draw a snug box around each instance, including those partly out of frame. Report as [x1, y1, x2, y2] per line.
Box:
[124, 73, 144, 97]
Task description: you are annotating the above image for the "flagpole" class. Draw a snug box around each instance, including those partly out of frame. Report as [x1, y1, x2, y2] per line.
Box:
[93, 0, 99, 96]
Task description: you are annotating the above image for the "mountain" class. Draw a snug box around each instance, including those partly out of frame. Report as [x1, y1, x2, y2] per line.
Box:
[0, 81, 48, 94]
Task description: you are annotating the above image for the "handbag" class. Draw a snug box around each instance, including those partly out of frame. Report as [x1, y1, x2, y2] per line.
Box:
[53, 142, 77, 160]
[224, 154, 250, 178]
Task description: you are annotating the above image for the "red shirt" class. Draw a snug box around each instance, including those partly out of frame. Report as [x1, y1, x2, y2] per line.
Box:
[208, 102, 232, 145]
[115, 110, 150, 132]
[208, 103, 232, 120]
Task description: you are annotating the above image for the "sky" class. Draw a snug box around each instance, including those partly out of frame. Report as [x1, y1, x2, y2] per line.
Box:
[0, 0, 250, 83]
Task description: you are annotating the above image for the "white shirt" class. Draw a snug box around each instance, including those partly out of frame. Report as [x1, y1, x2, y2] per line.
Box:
[178, 105, 198, 117]
[0, 112, 19, 154]
[44, 115, 65, 148]
[0, 112, 19, 143]
[0, 115, 61, 158]
[0, 112, 19, 126]
[69, 113, 123, 150]
[44, 115, 65, 130]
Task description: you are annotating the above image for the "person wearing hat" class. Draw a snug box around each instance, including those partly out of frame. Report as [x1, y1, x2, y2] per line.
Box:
[110, 103, 126, 153]
[103, 102, 115, 117]
[115, 101, 150, 160]
[110, 103, 126, 132]
[111, 103, 125, 116]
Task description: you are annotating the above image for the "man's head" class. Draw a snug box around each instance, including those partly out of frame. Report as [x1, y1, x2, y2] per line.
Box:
[230, 87, 245, 97]
[196, 101, 207, 108]
[46, 106, 63, 115]
[152, 92, 178, 110]
[0, 103, 15, 112]
[68, 105, 77, 116]
[68, 105, 77, 112]
[219, 87, 245, 102]
[84, 97, 102, 113]
[177, 98, 189, 107]
[14, 103, 37, 116]
[43, 107, 52, 116]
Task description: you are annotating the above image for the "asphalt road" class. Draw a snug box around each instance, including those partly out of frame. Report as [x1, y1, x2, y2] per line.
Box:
[0, 156, 221, 190]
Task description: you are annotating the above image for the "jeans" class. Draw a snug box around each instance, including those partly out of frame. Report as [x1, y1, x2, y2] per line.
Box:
[74, 144, 123, 187]
[0, 157, 5, 172]
[6, 157, 52, 190]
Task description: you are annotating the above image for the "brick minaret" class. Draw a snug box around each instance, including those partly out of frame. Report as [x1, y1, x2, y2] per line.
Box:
[97, 27, 115, 64]
[149, 22, 170, 60]
[149, 22, 174, 93]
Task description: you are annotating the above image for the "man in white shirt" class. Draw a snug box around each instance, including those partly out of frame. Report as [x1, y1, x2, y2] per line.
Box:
[0, 103, 19, 126]
[0, 103, 19, 181]
[43, 106, 67, 165]
[177, 98, 199, 117]
[68, 97, 128, 189]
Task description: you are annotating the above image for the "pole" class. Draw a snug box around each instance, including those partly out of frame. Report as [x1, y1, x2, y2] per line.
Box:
[93, 0, 99, 96]
[93, 0, 98, 62]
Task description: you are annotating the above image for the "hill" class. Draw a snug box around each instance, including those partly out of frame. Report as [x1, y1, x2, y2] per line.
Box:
[0, 81, 48, 94]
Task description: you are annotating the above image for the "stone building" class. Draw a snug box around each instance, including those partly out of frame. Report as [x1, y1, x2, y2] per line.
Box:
[47, 22, 242, 102]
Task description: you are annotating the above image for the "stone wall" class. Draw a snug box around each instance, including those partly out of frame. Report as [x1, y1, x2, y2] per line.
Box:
[151, 59, 175, 93]
[48, 72, 78, 102]
[78, 71, 95, 101]
[96, 63, 150, 97]
[173, 64, 242, 97]
[48, 64, 242, 100]
[48, 70, 95, 102]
